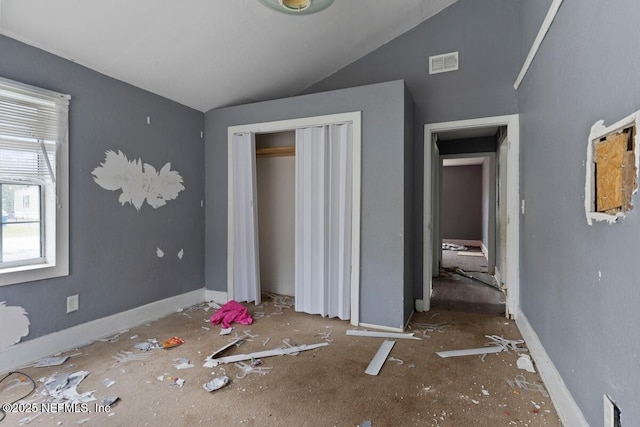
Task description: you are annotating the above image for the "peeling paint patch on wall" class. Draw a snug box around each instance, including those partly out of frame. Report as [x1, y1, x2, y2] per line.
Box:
[0, 302, 30, 349]
[178, 249, 184, 260]
[585, 111, 640, 225]
[92, 150, 185, 210]
[156, 248, 164, 258]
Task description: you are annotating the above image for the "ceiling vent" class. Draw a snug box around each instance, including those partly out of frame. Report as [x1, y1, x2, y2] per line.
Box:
[429, 52, 459, 75]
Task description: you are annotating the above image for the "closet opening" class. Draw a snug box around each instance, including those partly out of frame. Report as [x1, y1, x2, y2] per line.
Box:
[227, 112, 362, 326]
[255, 131, 296, 298]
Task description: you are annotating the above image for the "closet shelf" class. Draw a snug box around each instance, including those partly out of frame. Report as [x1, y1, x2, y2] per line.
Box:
[256, 146, 295, 157]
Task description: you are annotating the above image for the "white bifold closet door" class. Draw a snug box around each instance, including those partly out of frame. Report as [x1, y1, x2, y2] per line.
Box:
[295, 123, 353, 319]
[231, 132, 261, 304]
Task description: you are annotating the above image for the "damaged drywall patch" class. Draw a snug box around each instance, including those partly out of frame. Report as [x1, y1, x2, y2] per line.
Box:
[92, 150, 185, 210]
[0, 301, 30, 349]
[585, 111, 639, 225]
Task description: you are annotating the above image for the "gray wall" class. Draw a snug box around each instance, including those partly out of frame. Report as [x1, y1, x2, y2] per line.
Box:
[518, 0, 640, 424]
[441, 165, 482, 241]
[302, 0, 520, 299]
[0, 35, 205, 341]
[205, 80, 411, 329]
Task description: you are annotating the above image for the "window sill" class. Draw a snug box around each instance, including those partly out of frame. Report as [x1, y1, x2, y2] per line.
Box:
[0, 260, 68, 287]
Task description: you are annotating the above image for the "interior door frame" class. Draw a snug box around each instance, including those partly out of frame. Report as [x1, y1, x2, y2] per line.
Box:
[423, 114, 520, 318]
[227, 112, 362, 326]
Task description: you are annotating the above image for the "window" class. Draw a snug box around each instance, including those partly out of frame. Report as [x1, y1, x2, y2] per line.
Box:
[0, 76, 70, 285]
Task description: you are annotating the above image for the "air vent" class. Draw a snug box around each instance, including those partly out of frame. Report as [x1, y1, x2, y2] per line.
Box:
[429, 51, 459, 75]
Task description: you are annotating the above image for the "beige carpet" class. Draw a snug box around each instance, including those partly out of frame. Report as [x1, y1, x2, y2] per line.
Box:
[1, 296, 561, 426]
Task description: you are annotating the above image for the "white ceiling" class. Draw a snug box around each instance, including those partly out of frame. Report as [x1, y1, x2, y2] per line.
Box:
[0, 0, 457, 112]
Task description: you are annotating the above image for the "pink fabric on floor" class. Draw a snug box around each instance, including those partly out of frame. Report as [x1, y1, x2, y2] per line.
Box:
[210, 300, 253, 328]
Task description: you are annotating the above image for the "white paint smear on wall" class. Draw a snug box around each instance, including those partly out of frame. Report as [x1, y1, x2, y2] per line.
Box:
[0, 301, 30, 349]
[178, 249, 184, 260]
[92, 150, 185, 211]
[157, 247, 164, 258]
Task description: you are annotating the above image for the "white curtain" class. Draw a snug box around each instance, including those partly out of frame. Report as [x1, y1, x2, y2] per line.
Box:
[295, 123, 352, 319]
[231, 132, 261, 304]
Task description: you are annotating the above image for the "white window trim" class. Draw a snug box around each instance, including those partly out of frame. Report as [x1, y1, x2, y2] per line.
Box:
[0, 77, 70, 286]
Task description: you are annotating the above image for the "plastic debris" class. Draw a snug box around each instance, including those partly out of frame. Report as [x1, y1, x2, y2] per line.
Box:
[359, 421, 373, 427]
[442, 242, 467, 251]
[171, 377, 185, 387]
[173, 358, 194, 369]
[112, 351, 150, 366]
[517, 354, 536, 373]
[35, 356, 69, 367]
[42, 371, 96, 404]
[102, 396, 119, 407]
[103, 378, 115, 388]
[264, 293, 294, 312]
[485, 335, 527, 353]
[387, 357, 404, 365]
[203, 376, 229, 392]
[97, 330, 129, 342]
[315, 329, 333, 342]
[220, 327, 232, 335]
[134, 342, 154, 351]
[507, 375, 549, 397]
[411, 322, 450, 337]
[235, 361, 272, 378]
[162, 336, 185, 349]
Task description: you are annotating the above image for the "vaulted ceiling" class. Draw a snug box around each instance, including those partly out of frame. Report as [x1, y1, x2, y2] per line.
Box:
[0, 0, 457, 112]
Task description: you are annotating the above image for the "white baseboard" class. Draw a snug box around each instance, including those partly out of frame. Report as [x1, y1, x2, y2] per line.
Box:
[516, 306, 589, 427]
[481, 242, 488, 257]
[0, 288, 206, 374]
[359, 322, 405, 333]
[443, 239, 482, 248]
[205, 289, 228, 304]
[494, 268, 502, 288]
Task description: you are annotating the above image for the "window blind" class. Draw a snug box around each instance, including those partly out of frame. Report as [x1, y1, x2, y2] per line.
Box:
[0, 77, 70, 185]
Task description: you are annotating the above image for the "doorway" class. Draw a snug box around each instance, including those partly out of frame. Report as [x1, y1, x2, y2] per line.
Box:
[227, 112, 362, 326]
[423, 114, 520, 318]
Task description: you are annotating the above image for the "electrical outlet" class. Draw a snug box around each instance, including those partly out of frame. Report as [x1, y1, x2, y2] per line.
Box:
[67, 294, 79, 313]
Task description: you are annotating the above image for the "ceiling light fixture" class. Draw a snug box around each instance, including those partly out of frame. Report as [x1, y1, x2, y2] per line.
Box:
[257, 0, 335, 15]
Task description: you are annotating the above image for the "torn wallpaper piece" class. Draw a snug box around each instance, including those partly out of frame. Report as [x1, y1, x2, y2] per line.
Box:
[92, 150, 185, 210]
[0, 301, 30, 349]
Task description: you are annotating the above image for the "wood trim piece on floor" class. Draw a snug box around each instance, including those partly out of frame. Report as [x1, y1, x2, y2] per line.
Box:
[358, 322, 405, 333]
[0, 289, 206, 374]
[516, 306, 589, 426]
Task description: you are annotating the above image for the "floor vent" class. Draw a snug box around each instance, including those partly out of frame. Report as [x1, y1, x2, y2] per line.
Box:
[429, 51, 459, 75]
